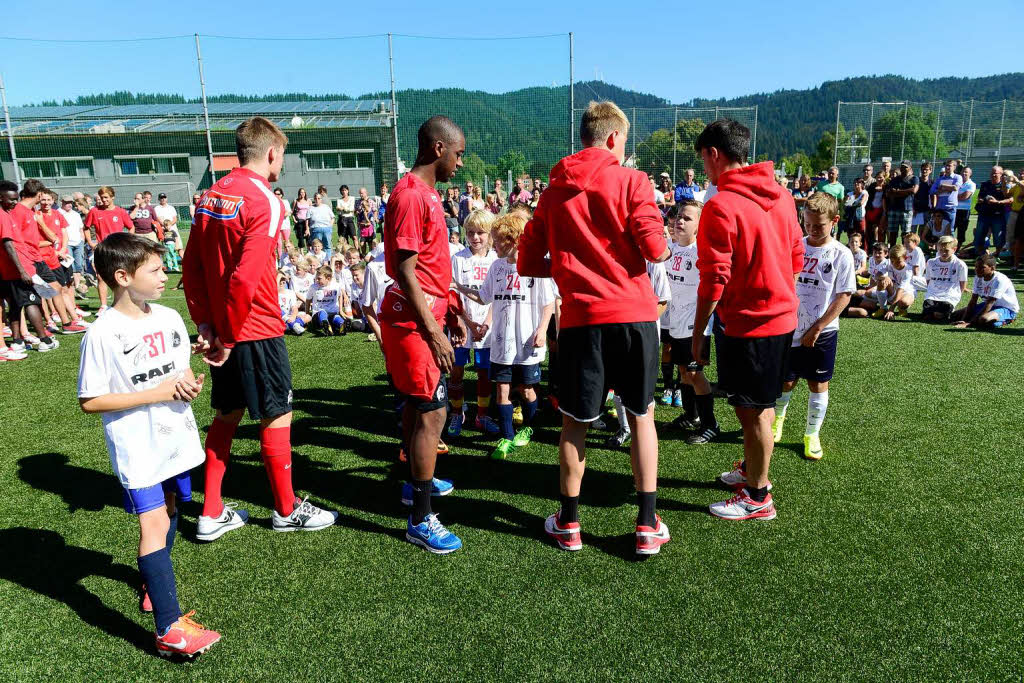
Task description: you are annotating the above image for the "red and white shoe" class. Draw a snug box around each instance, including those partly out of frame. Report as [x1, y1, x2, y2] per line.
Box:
[719, 461, 773, 492]
[0, 347, 28, 361]
[635, 515, 671, 555]
[709, 489, 777, 521]
[75, 308, 92, 318]
[155, 610, 221, 658]
[544, 511, 582, 551]
[140, 586, 153, 613]
[61, 322, 88, 334]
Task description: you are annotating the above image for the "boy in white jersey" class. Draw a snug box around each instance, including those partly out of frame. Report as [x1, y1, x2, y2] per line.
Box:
[277, 270, 309, 335]
[658, 223, 679, 408]
[77, 233, 220, 657]
[771, 193, 854, 460]
[662, 200, 720, 444]
[361, 248, 392, 346]
[845, 242, 890, 317]
[460, 212, 554, 459]
[922, 236, 968, 321]
[903, 232, 927, 291]
[341, 262, 367, 332]
[307, 265, 345, 335]
[447, 209, 500, 438]
[849, 232, 868, 286]
[290, 262, 314, 311]
[952, 253, 1020, 328]
[876, 243, 915, 320]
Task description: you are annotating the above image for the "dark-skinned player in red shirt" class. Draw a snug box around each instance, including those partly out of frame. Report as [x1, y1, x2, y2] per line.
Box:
[380, 116, 467, 554]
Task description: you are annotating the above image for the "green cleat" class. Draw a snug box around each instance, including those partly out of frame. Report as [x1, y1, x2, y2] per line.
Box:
[771, 414, 785, 443]
[804, 433, 823, 460]
[512, 426, 533, 448]
[491, 438, 515, 460]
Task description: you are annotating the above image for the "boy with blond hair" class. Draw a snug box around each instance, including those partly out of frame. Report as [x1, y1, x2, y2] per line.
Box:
[922, 236, 968, 321]
[876, 242, 915, 320]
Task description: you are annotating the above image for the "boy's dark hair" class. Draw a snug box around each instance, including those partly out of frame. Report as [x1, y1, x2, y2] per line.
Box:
[339, 184, 349, 193]
[694, 119, 750, 163]
[94, 232, 165, 289]
[667, 199, 702, 219]
[976, 253, 997, 268]
[0, 180, 17, 194]
[20, 178, 47, 198]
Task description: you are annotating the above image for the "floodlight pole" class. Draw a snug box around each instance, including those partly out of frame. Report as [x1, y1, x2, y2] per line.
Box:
[388, 33, 400, 180]
[0, 72, 20, 186]
[751, 105, 758, 163]
[194, 34, 216, 189]
[569, 32, 574, 155]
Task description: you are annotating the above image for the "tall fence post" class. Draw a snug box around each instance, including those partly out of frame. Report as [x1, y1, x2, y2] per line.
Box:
[194, 34, 217, 190]
[671, 106, 678, 181]
[833, 101, 841, 167]
[0, 73, 20, 186]
[867, 101, 875, 161]
[388, 33, 400, 179]
[631, 107, 636, 160]
[568, 32, 574, 155]
[751, 104, 758, 163]
[965, 99, 975, 164]
[995, 99, 1007, 165]
[899, 102, 909, 161]
[932, 101, 942, 167]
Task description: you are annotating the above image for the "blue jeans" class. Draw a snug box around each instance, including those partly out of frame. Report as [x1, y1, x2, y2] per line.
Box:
[309, 226, 333, 259]
[69, 242, 85, 273]
[974, 213, 1007, 253]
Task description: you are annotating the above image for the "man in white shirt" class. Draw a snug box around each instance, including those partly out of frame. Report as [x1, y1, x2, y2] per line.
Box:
[59, 195, 87, 293]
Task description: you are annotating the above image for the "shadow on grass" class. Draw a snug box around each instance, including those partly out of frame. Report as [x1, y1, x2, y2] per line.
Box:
[19, 453, 123, 513]
[0, 527, 152, 653]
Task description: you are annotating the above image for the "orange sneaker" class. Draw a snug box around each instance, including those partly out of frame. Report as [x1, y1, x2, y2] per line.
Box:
[155, 610, 221, 658]
[436, 440, 449, 455]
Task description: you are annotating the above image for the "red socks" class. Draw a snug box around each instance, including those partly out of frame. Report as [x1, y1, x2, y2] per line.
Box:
[476, 370, 492, 417]
[201, 418, 236, 518]
[261, 425, 296, 517]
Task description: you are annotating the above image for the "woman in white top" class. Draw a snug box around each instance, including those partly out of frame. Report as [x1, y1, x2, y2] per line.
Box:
[336, 184, 358, 250]
[843, 177, 869, 242]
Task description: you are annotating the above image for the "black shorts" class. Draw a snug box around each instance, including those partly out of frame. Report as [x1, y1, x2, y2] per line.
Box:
[1, 279, 41, 316]
[660, 327, 672, 344]
[558, 321, 659, 421]
[670, 335, 710, 367]
[52, 265, 72, 287]
[490, 362, 542, 386]
[922, 299, 955, 320]
[33, 261, 57, 283]
[339, 216, 357, 239]
[210, 337, 293, 420]
[784, 331, 838, 383]
[714, 329, 793, 409]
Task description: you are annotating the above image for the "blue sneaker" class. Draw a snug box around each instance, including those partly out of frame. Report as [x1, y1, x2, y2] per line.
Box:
[400, 477, 455, 506]
[474, 415, 500, 436]
[447, 411, 464, 437]
[406, 513, 462, 554]
[672, 389, 683, 408]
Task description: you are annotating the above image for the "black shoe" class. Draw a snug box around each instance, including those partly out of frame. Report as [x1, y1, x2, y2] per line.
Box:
[685, 425, 721, 445]
[604, 429, 631, 448]
[673, 414, 701, 431]
[710, 383, 728, 399]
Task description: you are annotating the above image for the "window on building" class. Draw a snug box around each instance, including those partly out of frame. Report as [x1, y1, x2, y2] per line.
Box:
[18, 158, 94, 178]
[117, 156, 189, 176]
[303, 150, 374, 171]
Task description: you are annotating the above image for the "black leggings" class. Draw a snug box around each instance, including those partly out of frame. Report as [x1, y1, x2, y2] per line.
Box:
[294, 219, 308, 249]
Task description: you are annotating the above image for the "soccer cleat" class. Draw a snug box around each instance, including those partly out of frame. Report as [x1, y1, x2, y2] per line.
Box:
[9, 341, 26, 353]
[139, 586, 153, 613]
[446, 411, 465, 438]
[436, 439, 449, 456]
[771, 414, 785, 443]
[398, 448, 407, 463]
[804, 433, 823, 460]
[1, 347, 27, 361]
[544, 511, 582, 551]
[2, 325, 11, 337]
[406, 513, 462, 554]
[196, 502, 249, 542]
[659, 389, 673, 405]
[605, 389, 615, 404]
[512, 426, 533, 448]
[718, 461, 773, 492]
[272, 497, 338, 532]
[50, 313, 61, 324]
[400, 477, 455, 506]
[871, 308, 886, 319]
[636, 515, 671, 555]
[292, 322, 306, 336]
[75, 308, 91, 318]
[672, 389, 683, 408]
[685, 425, 721, 445]
[672, 414, 701, 432]
[474, 415, 500, 436]
[592, 417, 608, 431]
[61, 322, 88, 334]
[604, 429, 631, 448]
[490, 438, 514, 460]
[46, 325, 59, 335]
[512, 405, 524, 427]
[35, 337, 59, 352]
[321, 319, 333, 336]
[155, 610, 221, 658]
[96, 306, 108, 316]
[709, 489, 777, 521]
[25, 334, 40, 345]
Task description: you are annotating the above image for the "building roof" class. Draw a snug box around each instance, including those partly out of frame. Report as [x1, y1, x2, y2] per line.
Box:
[6, 100, 392, 135]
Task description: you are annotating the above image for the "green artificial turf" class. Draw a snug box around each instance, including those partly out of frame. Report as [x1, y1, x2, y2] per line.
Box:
[1, 271, 1022, 682]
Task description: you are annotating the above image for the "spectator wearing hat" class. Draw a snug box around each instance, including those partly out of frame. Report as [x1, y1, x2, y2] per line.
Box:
[886, 161, 919, 244]
[674, 168, 700, 202]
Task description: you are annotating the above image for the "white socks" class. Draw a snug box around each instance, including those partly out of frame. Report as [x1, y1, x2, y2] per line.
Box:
[876, 290, 890, 309]
[775, 391, 793, 419]
[614, 395, 630, 434]
[806, 391, 829, 436]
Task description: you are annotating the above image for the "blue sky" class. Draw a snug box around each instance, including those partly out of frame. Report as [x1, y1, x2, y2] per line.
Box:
[1, 0, 1018, 106]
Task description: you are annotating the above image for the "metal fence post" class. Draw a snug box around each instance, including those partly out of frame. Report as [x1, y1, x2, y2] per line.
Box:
[751, 104, 758, 163]
[568, 32, 574, 155]
[867, 101, 875, 161]
[932, 101, 942, 166]
[194, 34, 217, 190]
[965, 99, 974, 164]
[0, 73, 20, 186]
[899, 102, 908, 161]
[388, 33, 400, 179]
[672, 106, 678, 181]
[833, 101, 841, 167]
[995, 99, 1007, 165]
[631, 107, 636, 160]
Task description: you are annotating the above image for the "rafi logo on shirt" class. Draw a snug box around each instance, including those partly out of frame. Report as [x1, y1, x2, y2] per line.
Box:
[130, 361, 176, 386]
[196, 191, 244, 220]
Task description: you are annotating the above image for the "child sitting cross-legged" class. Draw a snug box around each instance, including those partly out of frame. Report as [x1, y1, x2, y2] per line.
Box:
[921, 236, 968, 322]
[307, 265, 346, 336]
[278, 269, 310, 335]
[951, 253, 1020, 329]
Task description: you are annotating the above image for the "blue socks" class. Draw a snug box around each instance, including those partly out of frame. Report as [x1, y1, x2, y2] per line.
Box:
[137, 548, 181, 636]
[498, 404, 514, 440]
[165, 512, 178, 553]
[523, 399, 538, 426]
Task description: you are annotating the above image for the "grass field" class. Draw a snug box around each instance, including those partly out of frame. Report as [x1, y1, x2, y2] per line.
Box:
[1, 270, 1023, 682]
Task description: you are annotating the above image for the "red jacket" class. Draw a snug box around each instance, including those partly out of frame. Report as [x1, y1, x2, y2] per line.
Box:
[182, 167, 287, 347]
[518, 147, 667, 329]
[696, 162, 804, 338]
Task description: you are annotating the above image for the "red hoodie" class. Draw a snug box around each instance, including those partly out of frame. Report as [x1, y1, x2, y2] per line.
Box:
[518, 147, 667, 329]
[696, 161, 804, 338]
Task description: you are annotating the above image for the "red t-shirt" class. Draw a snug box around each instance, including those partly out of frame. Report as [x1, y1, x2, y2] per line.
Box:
[37, 209, 68, 269]
[10, 203, 43, 263]
[383, 172, 451, 303]
[0, 209, 36, 280]
[85, 205, 133, 242]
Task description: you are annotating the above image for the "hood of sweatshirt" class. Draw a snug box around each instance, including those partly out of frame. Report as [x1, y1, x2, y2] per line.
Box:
[715, 161, 782, 212]
[548, 147, 621, 193]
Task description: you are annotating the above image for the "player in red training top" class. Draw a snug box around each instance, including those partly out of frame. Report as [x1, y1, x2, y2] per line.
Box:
[380, 115, 467, 554]
[518, 101, 671, 556]
[84, 185, 133, 313]
[183, 116, 337, 540]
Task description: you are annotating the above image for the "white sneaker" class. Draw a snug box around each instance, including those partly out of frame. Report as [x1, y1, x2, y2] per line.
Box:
[50, 313, 61, 324]
[75, 308, 92, 318]
[196, 502, 249, 542]
[35, 337, 59, 352]
[272, 497, 338, 532]
[1, 347, 28, 361]
[8, 342, 26, 354]
[719, 461, 773, 491]
[25, 334, 40, 345]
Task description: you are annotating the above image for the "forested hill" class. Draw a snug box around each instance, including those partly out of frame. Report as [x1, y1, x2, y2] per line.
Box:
[31, 73, 1023, 165]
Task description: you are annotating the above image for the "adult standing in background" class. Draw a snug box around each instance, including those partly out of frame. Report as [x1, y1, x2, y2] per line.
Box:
[816, 166, 844, 205]
[292, 188, 310, 250]
[886, 161, 918, 244]
[58, 195, 86, 296]
[308, 193, 335, 258]
[336, 185, 357, 251]
[930, 159, 963, 226]
[129, 192, 160, 243]
[691, 118, 804, 523]
[912, 162, 935, 228]
[674, 168, 700, 202]
[492, 178, 507, 210]
[974, 165, 1011, 255]
[954, 167, 975, 247]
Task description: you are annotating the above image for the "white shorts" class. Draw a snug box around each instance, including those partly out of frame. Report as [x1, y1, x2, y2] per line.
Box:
[911, 212, 927, 227]
[911, 275, 927, 292]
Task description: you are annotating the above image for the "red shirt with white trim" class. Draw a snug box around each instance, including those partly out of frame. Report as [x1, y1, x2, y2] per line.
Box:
[182, 167, 288, 346]
[0, 208, 36, 280]
[10, 203, 43, 263]
[85, 205, 133, 242]
[37, 209, 68, 269]
[383, 172, 451, 303]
